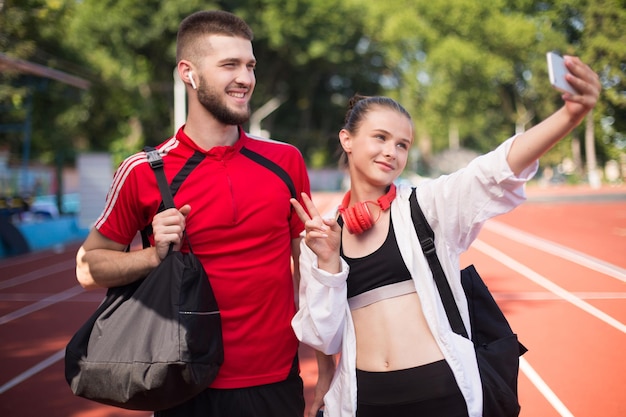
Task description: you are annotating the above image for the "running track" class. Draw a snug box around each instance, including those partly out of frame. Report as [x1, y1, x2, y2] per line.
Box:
[1, 185, 625, 416]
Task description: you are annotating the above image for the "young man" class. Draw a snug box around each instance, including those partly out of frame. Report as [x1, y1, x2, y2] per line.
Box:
[76, 10, 332, 417]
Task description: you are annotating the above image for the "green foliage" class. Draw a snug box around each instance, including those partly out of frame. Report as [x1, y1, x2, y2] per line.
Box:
[60, 0, 220, 155]
[580, 0, 626, 160]
[0, 0, 88, 167]
[236, 0, 385, 163]
[0, 0, 624, 181]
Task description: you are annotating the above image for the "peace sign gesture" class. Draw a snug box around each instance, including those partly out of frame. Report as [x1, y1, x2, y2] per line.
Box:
[291, 193, 342, 274]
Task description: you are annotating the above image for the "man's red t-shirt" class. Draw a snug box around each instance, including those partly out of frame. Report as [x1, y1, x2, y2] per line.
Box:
[95, 127, 310, 388]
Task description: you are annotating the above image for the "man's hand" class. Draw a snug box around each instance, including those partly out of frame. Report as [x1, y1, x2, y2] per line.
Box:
[152, 204, 191, 260]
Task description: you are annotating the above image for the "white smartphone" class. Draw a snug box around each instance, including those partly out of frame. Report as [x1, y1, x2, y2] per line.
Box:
[547, 52, 577, 94]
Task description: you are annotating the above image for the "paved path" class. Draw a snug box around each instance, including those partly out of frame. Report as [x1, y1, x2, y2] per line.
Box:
[1, 184, 624, 416]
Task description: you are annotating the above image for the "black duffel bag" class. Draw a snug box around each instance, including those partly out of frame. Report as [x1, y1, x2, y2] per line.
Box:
[65, 247, 223, 410]
[65, 147, 223, 410]
[462, 265, 527, 417]
[410, 189, 527, 417]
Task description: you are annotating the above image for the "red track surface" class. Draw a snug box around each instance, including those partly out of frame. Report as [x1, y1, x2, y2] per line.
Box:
[1, 185, 625, 416]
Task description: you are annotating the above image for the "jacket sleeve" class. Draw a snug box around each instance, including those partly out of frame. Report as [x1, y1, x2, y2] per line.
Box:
[418, 136, 538, 252]
[291, 237, 349, 355]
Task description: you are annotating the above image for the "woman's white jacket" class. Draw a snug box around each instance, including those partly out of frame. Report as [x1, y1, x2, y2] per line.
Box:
[291, 137, 538, 417]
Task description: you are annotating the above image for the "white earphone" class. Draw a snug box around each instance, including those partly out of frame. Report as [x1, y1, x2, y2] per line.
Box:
[188, 71, 197, 90]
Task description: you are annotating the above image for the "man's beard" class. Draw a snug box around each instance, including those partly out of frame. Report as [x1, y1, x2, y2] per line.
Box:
[197, 81, 251, 126]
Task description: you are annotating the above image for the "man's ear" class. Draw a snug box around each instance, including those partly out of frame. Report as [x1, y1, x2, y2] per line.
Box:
[177, 61, 195, 89]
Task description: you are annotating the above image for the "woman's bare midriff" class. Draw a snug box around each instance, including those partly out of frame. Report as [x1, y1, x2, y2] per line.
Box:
[350, 291, 444, 372]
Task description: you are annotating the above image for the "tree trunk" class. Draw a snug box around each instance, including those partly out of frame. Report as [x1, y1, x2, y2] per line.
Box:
[449, 121, 459, 150]
[584, 111, 601, 188]
[571, 136, 584, 177]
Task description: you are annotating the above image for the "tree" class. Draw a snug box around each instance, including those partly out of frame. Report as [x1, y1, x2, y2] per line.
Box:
[50, 0, 379, 168]
[61, 0, 217, 163]
[236, 0, 384, 166]
[351, 0, 624, 179]
[580, 0, 626, 172]
[0, 0, 86, 166]
[0, 0, 90, 203]
[1, 0, 623, 181]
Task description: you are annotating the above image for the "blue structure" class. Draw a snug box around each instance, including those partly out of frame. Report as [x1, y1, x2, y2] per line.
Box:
[0, 215, 89, 258]
[0, 54, 92, 259]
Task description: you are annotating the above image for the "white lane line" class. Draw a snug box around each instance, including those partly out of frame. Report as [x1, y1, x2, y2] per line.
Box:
[0, 346, 156, 417]
[0, 286, 85, 325]
[493, 292, 626, 301]
[0, 349, 65, 395]
[483, 221, 626, 282]
[0, 246, 71, 269]
[473, 240, 626, 334]
[519, 357, 575, 417]
[0, 259, 76, 290]
[0, 293, 103, 302]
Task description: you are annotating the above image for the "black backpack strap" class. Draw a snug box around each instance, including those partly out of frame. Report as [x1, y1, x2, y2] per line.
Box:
[409, 187, 469, 339]
[155, 150, 205, 213]
[240, 147, 297, 199]
[141, 147, 205, 248]
[144, 147, 176, 209]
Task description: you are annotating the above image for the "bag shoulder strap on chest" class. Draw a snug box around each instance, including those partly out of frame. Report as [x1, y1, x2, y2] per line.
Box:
[409, 187, 469, 338]
[144, 146, 206, 212]
[240, 146, 297, 199]
[141, 147, 205, 247]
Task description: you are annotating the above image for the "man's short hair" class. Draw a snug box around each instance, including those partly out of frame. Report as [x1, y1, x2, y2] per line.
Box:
[176, 10, 254, 63]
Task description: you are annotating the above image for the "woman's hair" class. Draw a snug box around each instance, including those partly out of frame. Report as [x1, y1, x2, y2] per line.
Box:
[338, 94, 412, 167]
[176, 10, 254, 63]
[343, 94, 411, 134]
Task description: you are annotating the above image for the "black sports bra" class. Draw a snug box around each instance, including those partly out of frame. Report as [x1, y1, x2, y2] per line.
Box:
[339, 215, 415, 309]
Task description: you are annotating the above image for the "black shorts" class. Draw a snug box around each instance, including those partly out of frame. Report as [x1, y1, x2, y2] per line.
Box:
[155, 356, 304, 417]
[356, 359, 469, 417]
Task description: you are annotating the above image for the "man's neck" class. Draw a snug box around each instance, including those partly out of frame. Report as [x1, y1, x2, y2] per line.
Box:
[183, 113, 240, 151]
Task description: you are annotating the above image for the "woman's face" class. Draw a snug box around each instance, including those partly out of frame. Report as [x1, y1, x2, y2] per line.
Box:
[340, 107, 413, 187]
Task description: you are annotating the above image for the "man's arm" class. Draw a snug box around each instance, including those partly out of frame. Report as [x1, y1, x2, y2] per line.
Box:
[76, 205, 190, 289]
[308, 351, 336, 417]
[76, 228, 160, 289]
[291, 236, 302, 299]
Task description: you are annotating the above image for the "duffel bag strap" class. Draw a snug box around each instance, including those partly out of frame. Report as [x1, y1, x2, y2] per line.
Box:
[409, 187, 469, 339]
[143, 146, 204, 253]
[145, 147, 176, 209]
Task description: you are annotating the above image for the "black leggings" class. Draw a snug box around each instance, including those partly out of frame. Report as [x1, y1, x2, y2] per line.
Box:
[356, 359, 469, 417]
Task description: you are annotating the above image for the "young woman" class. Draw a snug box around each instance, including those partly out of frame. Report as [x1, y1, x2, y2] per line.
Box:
[291, 55, 600, 417]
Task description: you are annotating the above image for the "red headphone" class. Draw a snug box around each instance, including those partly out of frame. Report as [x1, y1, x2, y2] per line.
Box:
[338, 184, 397, 235]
